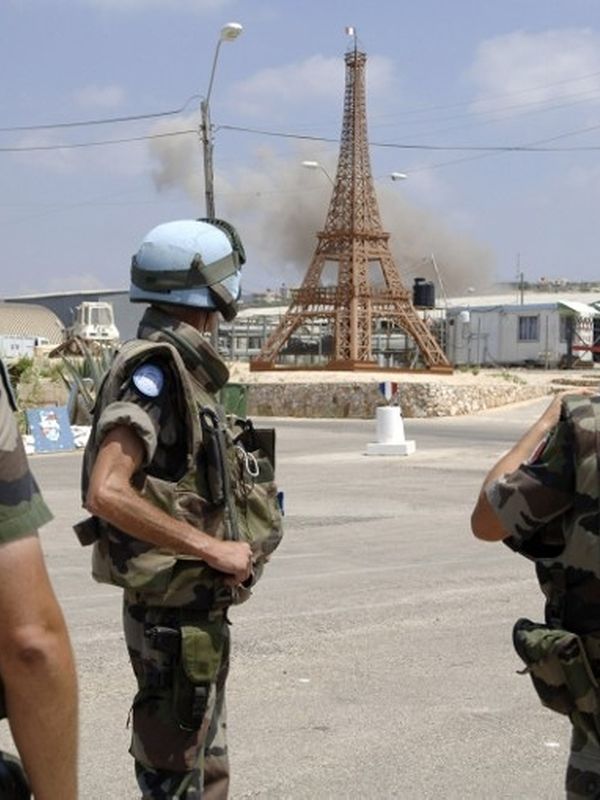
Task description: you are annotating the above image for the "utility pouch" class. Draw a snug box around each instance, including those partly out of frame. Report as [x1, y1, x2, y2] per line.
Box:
[231, 419, 283, 578]
[512, 618, 600, 717]
[144, 625, 180, 656]
[199, 409, 226, 507]
[73, 515, 101, 547]
[236, 420, 276, 470]
[173, 622, 224, 731]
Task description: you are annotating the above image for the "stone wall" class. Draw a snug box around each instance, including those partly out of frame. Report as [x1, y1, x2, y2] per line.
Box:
[18, 377, 69, 408]
[16, 375, 552, 420]
[245, 381, 551, 418]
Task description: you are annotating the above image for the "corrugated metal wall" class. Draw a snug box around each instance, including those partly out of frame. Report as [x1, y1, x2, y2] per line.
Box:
[0, 302, 64, 343]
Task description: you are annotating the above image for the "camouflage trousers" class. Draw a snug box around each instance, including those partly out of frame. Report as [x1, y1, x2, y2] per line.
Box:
[123, 597, 231, 800]
[566, 722, 600, 799]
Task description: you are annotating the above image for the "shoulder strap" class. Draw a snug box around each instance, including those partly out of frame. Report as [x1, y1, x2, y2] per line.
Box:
[0, 359, 17, 411]
[100, 339, 202, 463]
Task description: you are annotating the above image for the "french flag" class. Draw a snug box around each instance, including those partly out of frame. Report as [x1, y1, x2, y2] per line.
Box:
[378, 381, 399, 402]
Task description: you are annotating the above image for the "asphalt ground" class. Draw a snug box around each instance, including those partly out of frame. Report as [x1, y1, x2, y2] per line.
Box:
[0, 398, 573, 799]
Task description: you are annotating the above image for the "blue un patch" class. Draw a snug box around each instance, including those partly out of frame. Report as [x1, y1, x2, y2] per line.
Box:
[132, 364, 165, 398]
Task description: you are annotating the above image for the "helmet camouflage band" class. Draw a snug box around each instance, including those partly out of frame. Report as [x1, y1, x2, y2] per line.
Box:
[130, 218, 245, 320]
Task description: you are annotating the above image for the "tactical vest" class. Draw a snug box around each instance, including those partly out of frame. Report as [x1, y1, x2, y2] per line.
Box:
[527, 395, 600, 634]
[76, 337, 283, 609]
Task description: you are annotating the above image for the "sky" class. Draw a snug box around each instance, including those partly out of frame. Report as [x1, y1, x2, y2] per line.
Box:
[2, 0, 600, 300]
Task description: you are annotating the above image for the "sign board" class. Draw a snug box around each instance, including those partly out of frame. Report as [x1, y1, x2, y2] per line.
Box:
[26, 406, 75, 453]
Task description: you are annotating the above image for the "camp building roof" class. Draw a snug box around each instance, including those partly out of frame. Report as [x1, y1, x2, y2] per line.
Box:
[0, 303, 64, 344]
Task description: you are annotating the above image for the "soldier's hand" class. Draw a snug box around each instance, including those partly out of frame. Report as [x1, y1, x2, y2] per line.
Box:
[206, 540, 253, 585]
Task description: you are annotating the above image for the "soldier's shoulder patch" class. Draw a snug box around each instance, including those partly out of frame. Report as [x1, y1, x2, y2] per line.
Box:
[131, 363, 165, 398]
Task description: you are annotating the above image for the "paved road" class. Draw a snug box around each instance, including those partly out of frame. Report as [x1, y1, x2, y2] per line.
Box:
[0, 398, 572, 798]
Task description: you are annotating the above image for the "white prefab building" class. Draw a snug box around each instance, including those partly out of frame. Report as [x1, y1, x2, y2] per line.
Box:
[446, 301, 600, 367]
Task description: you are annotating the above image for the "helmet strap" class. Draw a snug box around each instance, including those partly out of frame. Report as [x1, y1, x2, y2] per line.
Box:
[209, 283, 238, 322]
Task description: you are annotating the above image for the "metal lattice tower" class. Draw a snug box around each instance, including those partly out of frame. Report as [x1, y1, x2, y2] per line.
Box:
[251, 45, 451, 372]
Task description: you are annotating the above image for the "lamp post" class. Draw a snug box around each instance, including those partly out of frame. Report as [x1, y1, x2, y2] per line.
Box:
[200, 22, 243, 218]
[301, 160, 335, 186]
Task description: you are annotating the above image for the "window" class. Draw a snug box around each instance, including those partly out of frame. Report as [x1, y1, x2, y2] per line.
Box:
[518, 315, 539, 342]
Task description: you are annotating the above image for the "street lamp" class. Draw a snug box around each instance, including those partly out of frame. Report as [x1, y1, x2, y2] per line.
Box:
[390, 172, 408, 181]
[301, 160, 335, 186]
[200, 22, 243, 218]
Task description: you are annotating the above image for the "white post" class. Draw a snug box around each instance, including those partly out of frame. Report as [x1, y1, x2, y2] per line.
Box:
[366, 406, 416, 456]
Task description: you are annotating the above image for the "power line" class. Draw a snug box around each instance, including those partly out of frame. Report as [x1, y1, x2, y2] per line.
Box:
[372, 87, 600, 139]
[381, 69, 600, 120]
[0, 95, 200, 133]
[4, 67, 600, 135]
[0, 128, 197, 152]
[410, 120, 600, 172]
[219, 123, 600, 152]
[3, 120, 600, 157]
[266, 68, 600, 136]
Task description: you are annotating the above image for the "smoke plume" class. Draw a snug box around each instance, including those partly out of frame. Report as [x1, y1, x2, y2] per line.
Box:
[149, 115, 493, 297]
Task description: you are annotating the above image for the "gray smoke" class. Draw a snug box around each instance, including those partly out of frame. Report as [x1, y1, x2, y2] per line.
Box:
[378, 186, 494, 297]
[149, 116, 493, 297]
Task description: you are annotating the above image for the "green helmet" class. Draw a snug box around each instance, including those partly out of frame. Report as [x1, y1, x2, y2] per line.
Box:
[130, 218, 246, 321]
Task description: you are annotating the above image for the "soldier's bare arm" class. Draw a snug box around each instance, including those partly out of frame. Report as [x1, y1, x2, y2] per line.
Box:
[471, 389, 592, 541]
[86, 424, 252, 583]
[0, 365, 78, 798]
[0, 535, 78, 800]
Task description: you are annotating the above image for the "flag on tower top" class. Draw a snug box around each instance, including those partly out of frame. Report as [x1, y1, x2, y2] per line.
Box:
[345, 26, 355, 36]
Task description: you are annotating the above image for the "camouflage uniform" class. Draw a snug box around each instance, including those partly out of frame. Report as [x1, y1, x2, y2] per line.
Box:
[77, 307, 283, 799]
[0, 361, 52, 546]
[0, 359, 53, 798]
[487, 395, 600, 799]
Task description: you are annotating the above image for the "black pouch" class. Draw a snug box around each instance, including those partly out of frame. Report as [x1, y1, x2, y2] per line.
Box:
[173, 622, 225, 731]
[512, 618, 600, 717]
[73, 515, 101, 547]
[235, 420, 276, 470]
[199, 409, 226, 507]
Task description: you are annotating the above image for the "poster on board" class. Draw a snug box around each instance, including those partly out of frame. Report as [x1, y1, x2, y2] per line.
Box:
[26, 406, 75, 453]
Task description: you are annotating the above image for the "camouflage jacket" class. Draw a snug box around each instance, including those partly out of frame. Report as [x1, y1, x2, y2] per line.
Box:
[76, 306, 283, 609]
[0, 359, 52, 543]
[487, 394, 600, 634]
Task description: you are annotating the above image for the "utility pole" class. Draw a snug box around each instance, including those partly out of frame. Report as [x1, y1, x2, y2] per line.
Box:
[199, 22, 242, 219]
[200, 98, 215, 218]
[199, 22, 243, 349]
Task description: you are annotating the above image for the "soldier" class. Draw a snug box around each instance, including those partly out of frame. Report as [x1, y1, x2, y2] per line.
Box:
[0, 360, 78, 799]
[76, 218, 283, 799]
[471, 389, 600, 799]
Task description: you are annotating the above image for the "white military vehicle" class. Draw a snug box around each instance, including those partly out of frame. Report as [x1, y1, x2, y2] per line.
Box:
[52, 301, 120, 356]
[69, 301, 119, 344]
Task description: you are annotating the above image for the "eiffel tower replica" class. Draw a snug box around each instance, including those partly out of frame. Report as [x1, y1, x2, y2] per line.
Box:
[251, 41, 452, 372]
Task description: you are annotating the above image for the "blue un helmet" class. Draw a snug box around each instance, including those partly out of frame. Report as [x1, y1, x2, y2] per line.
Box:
[130, 218, 246, 321]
